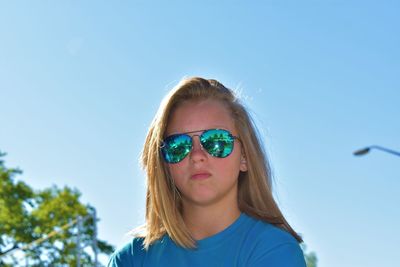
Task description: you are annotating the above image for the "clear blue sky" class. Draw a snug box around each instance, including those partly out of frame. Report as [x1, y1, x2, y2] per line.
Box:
[1, 1, 399, 266]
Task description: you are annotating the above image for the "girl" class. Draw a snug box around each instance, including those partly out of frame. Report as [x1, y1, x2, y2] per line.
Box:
[109, 77, 306, 266]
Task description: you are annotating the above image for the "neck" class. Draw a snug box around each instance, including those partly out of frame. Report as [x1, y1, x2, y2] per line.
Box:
[182, 198, 241, 240]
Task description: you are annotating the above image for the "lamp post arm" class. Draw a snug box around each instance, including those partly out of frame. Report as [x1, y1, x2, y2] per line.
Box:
[371, 145, 400, 157]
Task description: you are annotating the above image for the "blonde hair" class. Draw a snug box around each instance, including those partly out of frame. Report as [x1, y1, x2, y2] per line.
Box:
[139, 77, 303, 249]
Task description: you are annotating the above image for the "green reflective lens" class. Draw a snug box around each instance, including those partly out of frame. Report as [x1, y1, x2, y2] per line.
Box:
[161, 129, 237, 164]
[200, 129, 234, 158]
[161, 134, 192, 163]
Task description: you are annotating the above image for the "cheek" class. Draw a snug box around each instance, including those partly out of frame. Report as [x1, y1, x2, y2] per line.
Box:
[168, 164, 186, 183]
[167, 164, 188, 193]
[216, 156, 242, 178]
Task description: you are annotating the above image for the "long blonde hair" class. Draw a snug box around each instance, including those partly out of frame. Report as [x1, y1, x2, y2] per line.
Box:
[139, 77, 303, 249]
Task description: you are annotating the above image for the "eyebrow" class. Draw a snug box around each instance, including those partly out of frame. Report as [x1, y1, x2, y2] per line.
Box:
[167, 127, 230, 136]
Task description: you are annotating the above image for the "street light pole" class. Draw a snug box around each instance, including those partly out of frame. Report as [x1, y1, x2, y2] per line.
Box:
[92, 209, 99, 267]
[353, 145, 400, 157]
[76, 216, 83, 267]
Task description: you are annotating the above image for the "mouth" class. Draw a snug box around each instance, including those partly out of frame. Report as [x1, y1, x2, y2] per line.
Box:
[191, 172, 211, 180]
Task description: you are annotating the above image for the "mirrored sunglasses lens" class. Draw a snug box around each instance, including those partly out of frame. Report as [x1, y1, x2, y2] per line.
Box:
[161, 134, 192, 163]
[200, 129, 234, 158]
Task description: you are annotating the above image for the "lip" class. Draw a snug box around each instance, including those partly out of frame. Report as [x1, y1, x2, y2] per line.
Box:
[191, 172, 211, 180]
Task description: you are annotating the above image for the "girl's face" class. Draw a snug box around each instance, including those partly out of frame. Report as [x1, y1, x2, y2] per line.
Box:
[165, 99, 247, 210]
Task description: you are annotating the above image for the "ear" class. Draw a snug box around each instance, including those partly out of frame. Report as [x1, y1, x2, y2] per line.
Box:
[240, 156, 248, 172]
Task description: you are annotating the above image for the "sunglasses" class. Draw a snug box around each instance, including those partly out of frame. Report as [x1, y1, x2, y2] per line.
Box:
[161, 128, 240, 164]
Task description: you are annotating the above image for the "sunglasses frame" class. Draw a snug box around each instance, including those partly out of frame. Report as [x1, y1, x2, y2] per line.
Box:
[160, 128, 240, 164]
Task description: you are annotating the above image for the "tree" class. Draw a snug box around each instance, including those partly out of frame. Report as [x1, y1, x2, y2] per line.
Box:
[302, 243, 318, 267]
[0, 152, 114, 266]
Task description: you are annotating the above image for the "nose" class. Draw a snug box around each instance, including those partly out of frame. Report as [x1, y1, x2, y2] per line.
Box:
[189, 135, 207, 163]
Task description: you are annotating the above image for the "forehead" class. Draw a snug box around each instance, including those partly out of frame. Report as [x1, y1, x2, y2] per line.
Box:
[166, 99, 236, 135]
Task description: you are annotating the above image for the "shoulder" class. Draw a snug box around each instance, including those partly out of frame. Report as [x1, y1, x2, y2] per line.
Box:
[107, 237, 146, 267]
[242, 214, 306, 267]
[242, 214, 298, 247]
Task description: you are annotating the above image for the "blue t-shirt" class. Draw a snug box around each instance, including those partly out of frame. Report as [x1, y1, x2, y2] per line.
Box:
[108, 213, 306, 267]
